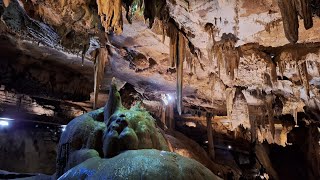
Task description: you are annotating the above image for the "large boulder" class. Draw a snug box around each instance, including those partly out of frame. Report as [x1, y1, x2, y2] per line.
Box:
[59, 149, 221, 180]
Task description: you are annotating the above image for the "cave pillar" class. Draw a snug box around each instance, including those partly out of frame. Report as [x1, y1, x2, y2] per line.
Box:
[206, 112, 215, 160]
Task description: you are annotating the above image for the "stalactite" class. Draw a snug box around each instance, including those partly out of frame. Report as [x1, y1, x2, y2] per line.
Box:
[226, 88, 236, 119]
[293, 107, 298, 126]
[298, 60, 310, 97]
[270, 61, 277, 83]
[295, 0, 313, 29]
[277, 60, 286, 79]
[93, 48, 108, 109]
[204, 23, 217, 63]
[211, 33, 238, 79]
[176, 32, 185, 115]
[264, 73, 273, 87]
[3, 0, 10, 7]
[265, 94, 275, 138]
[209, 73, 216, 107]
[231, 88, 250, 130]
[81, 44, 88, 66]
[278, 0, 313, 43]
[278, 0, 299, 43]
[161, 21, 166, 43]
[249, 115, 257, 143]
[226, 51, 240, 79]
[185, 47, 192, 72]
[233, 0, 240, 36]
[168, 21, 177, 68]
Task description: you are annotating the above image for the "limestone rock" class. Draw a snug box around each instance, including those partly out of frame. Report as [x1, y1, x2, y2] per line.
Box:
[59, 149, 221, 180]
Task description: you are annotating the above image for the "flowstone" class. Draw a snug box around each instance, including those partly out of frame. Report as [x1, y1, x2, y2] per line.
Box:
[59, 149, 221, 180]
[56, 84, 208, 179]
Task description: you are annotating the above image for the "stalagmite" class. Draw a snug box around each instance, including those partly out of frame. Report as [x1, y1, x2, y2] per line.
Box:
[93, 48, 108, 109]
[104, 78, 123, 124]
[278, 0, 299, 43]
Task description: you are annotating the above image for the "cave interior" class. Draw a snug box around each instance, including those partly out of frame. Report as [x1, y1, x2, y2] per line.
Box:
[0, 0, 319, 180]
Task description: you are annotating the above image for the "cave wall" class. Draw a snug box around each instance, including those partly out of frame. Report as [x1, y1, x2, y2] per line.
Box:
[0, 122, 59, 174]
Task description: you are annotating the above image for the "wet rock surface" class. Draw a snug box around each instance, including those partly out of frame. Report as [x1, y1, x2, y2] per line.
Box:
[59, 149, 221, 180]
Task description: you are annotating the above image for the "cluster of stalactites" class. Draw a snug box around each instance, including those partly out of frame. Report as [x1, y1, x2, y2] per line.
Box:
[261, 54, 278, 88]
[278, 0, 313, 43]
[208, 32, 240, 80]
[97, 0, 123, 35]
[96, 0, 167, 34]
[205, 23, 240, 80]
[276, 51, 310, 97]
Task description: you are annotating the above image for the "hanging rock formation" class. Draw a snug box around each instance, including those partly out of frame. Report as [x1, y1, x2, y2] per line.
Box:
[278, 0, 313, 43]
[97, 0, 123, 35]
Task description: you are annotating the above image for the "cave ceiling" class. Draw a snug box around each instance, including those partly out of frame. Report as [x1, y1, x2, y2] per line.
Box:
[0, 0, 320, 124]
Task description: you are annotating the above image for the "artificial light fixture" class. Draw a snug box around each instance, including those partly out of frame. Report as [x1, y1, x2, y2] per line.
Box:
[61, 125, 67, 132]
[228, 145, 232, 149]
[0, 120, 9, 126]
[161, 94, 173, 106]
[0, 117, 14, 121]
[0, 117, 14, 127]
